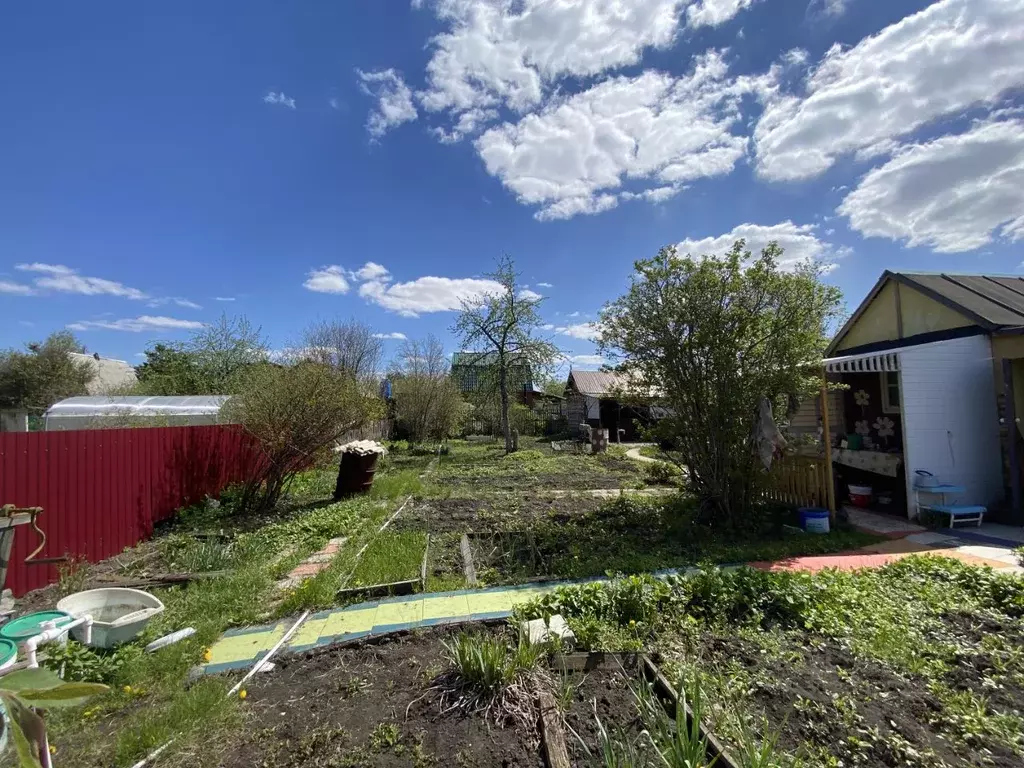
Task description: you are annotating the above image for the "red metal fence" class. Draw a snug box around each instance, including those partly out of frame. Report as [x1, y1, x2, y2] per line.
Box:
[0, 425, 262, 596]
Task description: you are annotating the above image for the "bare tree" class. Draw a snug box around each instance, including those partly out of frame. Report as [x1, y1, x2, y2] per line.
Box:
[390, 335, 465, 443]
[302, 318, 384, 383]
[453, 256, 559, 453]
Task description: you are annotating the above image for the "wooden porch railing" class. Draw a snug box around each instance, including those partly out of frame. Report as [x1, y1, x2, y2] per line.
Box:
[765, 453, 830, 509]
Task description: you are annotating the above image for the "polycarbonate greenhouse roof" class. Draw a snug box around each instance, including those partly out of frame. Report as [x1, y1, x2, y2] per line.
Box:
[45, 395, 230, 418]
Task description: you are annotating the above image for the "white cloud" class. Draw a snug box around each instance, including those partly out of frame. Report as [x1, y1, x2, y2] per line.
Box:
[214, 296, 236, 302]
[677, 221, 846, 269]
[373, 332, 408, 340]
[147, 297, 202, 310]
[518, 288, 543, 301]
[754, 0, 1024, 181]
[67, 316, 206, 333]
[838, 118, 1024, 253]
[536, 282, 553, 288]
[15, 263, 148, 299]
[568, 311, 580, 318]
[556, 322, 600, 341]
[359, 275, 503, 317]
[475, 52, 760, 221]
[303, 266, 351, 294]
[353, 262, 391, 281]
[264, 91, 296, 109]
[358, 69, 418, 139]
[687, 0, 758, 28]
[418, 0, 687, 120]
[567, 353, 608, 367]
[0, 280, 34, 295]
[541, 323, 555, 330]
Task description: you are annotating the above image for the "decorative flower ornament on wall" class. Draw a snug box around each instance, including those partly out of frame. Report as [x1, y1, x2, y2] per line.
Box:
[854, 390, 870, 407]
[855, 420, 871, 436]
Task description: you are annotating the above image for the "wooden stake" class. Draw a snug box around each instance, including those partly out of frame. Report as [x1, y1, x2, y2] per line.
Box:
[460, 534, 477, 586]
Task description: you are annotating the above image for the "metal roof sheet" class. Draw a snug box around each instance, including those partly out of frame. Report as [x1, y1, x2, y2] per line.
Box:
[45, 395, 230, 417]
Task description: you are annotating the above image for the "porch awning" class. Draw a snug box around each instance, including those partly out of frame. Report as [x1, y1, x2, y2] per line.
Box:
[823, 350, 900, 373]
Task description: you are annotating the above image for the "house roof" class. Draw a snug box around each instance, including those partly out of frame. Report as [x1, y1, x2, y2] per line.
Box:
[827, 271, 1024, 355]
[69, 353, 138, 395]
[568, 370, 625, 397]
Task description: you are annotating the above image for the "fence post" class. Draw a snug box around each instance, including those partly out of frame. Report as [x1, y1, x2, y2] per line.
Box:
[820, 381, 836, 520]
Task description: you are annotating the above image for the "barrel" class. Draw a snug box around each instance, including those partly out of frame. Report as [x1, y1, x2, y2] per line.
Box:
[333, 451, 380, 499]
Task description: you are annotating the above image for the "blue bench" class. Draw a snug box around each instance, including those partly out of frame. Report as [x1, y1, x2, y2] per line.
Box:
[914, 482, 985, 528]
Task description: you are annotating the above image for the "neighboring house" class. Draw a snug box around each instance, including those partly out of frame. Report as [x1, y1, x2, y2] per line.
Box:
[808, 270, 1024, 522]
[69, 352, 138, 394]
[564, 369, 660, 442]
[450, 351, 543, 407]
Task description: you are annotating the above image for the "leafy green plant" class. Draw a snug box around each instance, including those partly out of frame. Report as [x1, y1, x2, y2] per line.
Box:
[644, 461, 681, 486]
[0, 667, 107, 767]
[435, 631, 547, 726]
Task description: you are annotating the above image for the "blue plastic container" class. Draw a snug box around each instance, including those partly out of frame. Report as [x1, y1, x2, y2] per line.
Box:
[798, 507, 831, 534]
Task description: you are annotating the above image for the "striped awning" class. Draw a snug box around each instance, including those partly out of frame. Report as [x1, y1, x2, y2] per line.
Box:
[823, 350, 900, 373]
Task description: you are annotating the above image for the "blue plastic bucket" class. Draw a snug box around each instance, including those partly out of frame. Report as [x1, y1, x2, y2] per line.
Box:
[798, 507, 830, 534]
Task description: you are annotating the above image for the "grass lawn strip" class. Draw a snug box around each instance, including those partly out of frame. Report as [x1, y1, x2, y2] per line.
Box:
[41, 453, 435, 767]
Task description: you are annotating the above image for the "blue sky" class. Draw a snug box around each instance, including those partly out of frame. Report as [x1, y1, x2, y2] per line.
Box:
[2, 0, 1022, 370]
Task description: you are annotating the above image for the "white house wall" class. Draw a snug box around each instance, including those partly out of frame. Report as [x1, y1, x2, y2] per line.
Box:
[899, 335, 1003, 512]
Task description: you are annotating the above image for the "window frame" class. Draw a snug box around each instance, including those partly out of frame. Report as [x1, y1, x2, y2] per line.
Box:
[880, 371, 900, 414]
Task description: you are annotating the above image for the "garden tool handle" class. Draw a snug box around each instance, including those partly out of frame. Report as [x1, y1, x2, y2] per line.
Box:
[0, 505, 47, 561]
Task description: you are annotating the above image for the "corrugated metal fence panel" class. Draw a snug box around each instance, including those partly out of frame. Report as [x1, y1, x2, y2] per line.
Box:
[0, 425, 261, 596]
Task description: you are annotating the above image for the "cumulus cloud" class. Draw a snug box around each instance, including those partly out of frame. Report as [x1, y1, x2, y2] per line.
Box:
[303, 266, 351, 294]
[358, 69, 418, 139]
[352, 261, 391, 281]
[418, 0, 688, 120]
[754, 0, 1024, 181]
[15, 263, 149, 299]
[359, 275, 502, 317]
[556, 322, 600, 341]
[476, 51, 764, 221]
[373, 332, 408, 340]
[263, 91, 296, 109]
[518, 288, 544, 301]
[566, 353, 608, 367]
[677, 221, 847, 270]
[67, 316, 206, 333]
[687, 0, 758, 28]
[837, 119, 1024, 253]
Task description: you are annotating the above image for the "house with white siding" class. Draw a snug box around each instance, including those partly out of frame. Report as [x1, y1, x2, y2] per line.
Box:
[807, 271, 1024, 524]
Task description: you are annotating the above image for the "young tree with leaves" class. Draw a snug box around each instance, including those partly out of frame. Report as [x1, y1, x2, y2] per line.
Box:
[135, 314, 268, 395]
[600, 240, 842, 527]
[453, 256, 559, 453]
[0, 331, 95, 412]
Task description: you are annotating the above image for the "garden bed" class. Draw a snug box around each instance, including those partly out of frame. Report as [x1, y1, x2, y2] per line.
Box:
[200, 629, 546, 768]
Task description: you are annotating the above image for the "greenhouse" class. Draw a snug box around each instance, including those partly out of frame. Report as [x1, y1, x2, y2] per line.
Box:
[43, 396, 232, 430]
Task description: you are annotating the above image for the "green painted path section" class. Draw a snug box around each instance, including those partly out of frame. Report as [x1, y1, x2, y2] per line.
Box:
[204, 580, 595, 674]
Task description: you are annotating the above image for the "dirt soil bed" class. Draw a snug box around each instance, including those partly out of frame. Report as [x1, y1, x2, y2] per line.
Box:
[561, 666, 644, 766]
[698, 626, 1024, 768]
[208, 629, 545, 768]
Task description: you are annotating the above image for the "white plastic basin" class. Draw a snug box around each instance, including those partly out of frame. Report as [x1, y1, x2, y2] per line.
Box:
[57, 588, 164, 649]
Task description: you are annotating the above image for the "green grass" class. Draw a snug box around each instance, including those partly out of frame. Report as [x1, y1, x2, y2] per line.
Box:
[44, 458, 421, 766]
[349, 531, 427, 587]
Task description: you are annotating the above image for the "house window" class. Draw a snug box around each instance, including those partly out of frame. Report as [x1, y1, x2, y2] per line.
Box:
[881, 371, 900, 414]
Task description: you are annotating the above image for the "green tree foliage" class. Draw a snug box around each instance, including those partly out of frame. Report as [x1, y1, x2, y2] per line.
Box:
[390, 335, 467, 443]
[135, 315, 268, 395]
[0, 331, 95, 411]
[600, 240, 842, 527]
[223, 358, 384, 513]
[453, 256, 560, 453]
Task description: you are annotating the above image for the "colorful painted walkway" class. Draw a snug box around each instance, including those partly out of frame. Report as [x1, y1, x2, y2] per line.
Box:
[202, 525, 1022, 675]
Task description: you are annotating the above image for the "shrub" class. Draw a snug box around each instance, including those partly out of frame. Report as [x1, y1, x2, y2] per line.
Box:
[644, 460, 681, 485]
